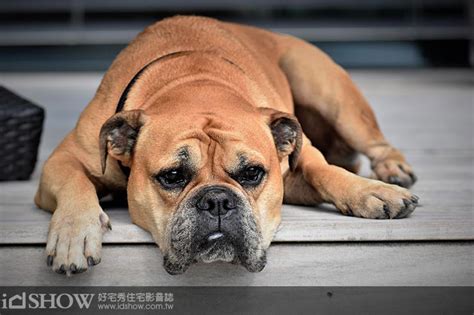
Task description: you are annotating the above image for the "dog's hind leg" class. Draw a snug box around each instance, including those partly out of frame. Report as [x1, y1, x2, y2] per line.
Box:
[283, 166, 323, 206]
[35, 135, 111, 275]
[294, 106, 361, 175]
[279, 36, 416, 188]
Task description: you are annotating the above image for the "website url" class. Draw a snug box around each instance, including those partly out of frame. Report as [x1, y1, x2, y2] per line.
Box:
[98, 303, 174, 311]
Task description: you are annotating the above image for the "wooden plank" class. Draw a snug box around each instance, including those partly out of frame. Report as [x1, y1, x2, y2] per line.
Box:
[0, 192, 471, 244]
[0, 243, 471, 286]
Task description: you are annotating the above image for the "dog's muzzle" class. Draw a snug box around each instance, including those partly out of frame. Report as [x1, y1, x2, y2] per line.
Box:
[163, 185, 267, 275]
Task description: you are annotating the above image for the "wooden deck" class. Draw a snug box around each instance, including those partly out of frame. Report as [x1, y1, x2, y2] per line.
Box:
[0, 69, 472, 286]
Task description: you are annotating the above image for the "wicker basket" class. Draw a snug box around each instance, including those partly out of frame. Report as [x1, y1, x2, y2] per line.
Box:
[0, 86, 44, 180]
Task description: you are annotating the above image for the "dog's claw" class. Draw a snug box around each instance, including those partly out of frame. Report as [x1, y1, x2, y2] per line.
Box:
[87, 256, 100, 267]
[388, 176, 402, 186]
[87, 257, 94, 266]
[394, 198, 417, 219]
[403, 198, 411, 208]
[383, 204, 390, 218]
[56, 264, 66, 274]
[46, 255, 53, 267]
[99, 212, 112, 231]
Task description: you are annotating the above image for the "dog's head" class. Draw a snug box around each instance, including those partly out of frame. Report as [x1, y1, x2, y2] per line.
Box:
[99, 86, 301, 274]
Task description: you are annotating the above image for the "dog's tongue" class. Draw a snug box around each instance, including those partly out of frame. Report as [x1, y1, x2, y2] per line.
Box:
[207, 232, 224, 242]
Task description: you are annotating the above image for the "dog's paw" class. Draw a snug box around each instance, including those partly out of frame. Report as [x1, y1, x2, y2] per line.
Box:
[45, 209, 111, 275]
[372, 157, 417, 188]
[340, 180, 419, 219]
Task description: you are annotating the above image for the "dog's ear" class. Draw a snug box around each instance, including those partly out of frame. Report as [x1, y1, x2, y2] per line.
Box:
[99, 110, 147, 174]
[259, 108, 302, 171]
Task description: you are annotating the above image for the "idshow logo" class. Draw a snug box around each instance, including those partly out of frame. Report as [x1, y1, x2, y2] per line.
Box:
[1, 292, 95, 310]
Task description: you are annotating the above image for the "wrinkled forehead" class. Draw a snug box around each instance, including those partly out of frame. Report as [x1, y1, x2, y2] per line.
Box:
[137, 113, 275, 171]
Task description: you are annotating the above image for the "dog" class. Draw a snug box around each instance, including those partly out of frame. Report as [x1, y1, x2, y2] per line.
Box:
[35, 16, 418, 275]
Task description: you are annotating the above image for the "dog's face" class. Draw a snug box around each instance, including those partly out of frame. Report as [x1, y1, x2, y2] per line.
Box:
[99, 89, 301, 274]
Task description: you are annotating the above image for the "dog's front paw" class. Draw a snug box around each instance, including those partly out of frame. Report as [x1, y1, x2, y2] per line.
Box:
[339, 180, 419, 219]
[371, 148, 417, 188]
[46, 209, 111, 275]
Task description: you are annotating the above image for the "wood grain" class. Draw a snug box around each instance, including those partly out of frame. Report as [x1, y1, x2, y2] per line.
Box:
[0, 243, 471, 286]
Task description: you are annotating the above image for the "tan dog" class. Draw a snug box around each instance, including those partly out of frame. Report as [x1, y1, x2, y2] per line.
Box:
[35, 16, 418, 275]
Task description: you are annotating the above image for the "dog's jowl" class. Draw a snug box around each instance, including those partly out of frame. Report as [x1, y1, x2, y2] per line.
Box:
[35, 16, 418, 275]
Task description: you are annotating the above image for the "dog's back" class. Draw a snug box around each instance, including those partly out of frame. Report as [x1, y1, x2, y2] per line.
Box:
[89, 16, 293, 119]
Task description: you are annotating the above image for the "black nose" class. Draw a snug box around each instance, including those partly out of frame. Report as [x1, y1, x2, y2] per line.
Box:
[196, 187, 237, 217]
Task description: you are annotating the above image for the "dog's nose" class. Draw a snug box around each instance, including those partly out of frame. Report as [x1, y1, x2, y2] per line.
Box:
[196, 187, 237, 217]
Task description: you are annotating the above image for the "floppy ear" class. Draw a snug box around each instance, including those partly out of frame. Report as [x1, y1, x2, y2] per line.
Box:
[259, 108, 303, 171]
[99, 110, 147, 174]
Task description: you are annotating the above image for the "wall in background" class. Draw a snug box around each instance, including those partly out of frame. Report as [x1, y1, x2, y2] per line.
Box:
[0, 0, 471, 70]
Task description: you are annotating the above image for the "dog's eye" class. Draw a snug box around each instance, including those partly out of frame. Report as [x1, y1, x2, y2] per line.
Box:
[156, 168, 188, 189]
[237, 166, 265, 187]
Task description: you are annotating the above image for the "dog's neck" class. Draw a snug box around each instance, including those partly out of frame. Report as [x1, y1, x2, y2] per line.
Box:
[117, 50, 273, 114]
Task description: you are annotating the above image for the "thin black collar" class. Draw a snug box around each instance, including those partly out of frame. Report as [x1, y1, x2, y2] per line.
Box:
[115, 50, 195, 114]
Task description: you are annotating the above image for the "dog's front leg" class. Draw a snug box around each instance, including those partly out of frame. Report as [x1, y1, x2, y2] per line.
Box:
[35, 148, 111, 275]
[296, 143, 419, 219]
